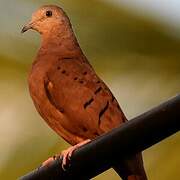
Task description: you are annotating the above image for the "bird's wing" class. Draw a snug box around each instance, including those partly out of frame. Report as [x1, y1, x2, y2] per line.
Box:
[44, 58, 127, 140]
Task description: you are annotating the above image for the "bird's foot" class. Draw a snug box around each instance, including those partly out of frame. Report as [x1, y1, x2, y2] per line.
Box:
[61, 139, 91, 171]
[41, 155, 57, 167]
[40, 139, 91, 170]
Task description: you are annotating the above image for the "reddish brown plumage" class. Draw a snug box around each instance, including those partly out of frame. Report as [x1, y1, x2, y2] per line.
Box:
[24, 5, 147, 179]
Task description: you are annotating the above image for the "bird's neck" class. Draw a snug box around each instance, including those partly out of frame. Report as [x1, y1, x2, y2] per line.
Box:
[39, 24, 84, 58]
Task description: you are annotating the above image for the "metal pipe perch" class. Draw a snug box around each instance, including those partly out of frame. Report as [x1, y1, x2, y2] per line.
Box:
[20, 95, 180, 180]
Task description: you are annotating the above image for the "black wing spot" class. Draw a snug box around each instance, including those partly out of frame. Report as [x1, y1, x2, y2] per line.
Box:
[94, 87, 102, 95]
[83, 71, 87, 75]
[82, 127, 88, 132]
[61, 70, 66, 74]
[63, 57, 73, 60]
[96, 80, 101, 84]
[74, 77, 78, 80]
[57, 66, 61, 70]
[84, 98, 94, 109]
[79, 80, 84, 84]
[59, 108, 64, 113]
[98, 101, 109, 125]
[58, 57, 74, 60]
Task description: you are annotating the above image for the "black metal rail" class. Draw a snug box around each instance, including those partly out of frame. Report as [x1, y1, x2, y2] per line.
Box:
[20, 95, 180, 180]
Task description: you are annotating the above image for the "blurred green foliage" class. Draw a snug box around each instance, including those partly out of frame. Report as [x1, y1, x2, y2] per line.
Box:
[0, 0, 179, 179]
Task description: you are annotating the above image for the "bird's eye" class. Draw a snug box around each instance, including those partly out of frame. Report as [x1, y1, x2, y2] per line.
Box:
[46, 10, 52, 17]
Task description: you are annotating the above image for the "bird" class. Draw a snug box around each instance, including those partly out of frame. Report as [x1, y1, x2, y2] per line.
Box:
[22, 5, 147, 180]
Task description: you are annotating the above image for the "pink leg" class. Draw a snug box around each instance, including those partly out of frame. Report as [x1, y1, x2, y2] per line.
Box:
[41, 139, 91, 170]
[42, 156, 56, 167]
[61, 139, 91, 170]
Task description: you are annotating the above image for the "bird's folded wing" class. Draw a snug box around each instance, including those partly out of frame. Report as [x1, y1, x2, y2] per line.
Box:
[44, 59, 127, 138]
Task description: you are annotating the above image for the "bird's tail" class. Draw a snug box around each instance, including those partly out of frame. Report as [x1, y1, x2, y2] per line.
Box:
[113, 153, 147, 180]
[125, 174, 147, 180]
[113, 166, 147, 180]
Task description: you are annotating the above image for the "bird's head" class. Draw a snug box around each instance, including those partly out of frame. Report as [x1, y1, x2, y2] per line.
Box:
[21, 5, 70, 35]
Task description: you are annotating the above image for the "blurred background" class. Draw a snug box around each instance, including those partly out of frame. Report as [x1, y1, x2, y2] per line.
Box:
[0, 0, 179, 179]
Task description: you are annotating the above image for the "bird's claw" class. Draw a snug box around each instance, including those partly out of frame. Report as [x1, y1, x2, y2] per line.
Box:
[61, 147, 75, 171]
[61, 139, 91, 171]
[40, 140, 91, 171]
[41, 156, 55, 167]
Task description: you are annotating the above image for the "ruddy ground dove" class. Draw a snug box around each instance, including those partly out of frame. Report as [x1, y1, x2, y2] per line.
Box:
[22, 5, 147, 180]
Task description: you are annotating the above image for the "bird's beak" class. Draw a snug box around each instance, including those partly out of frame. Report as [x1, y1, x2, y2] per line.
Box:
[21, 21, 34, 33]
